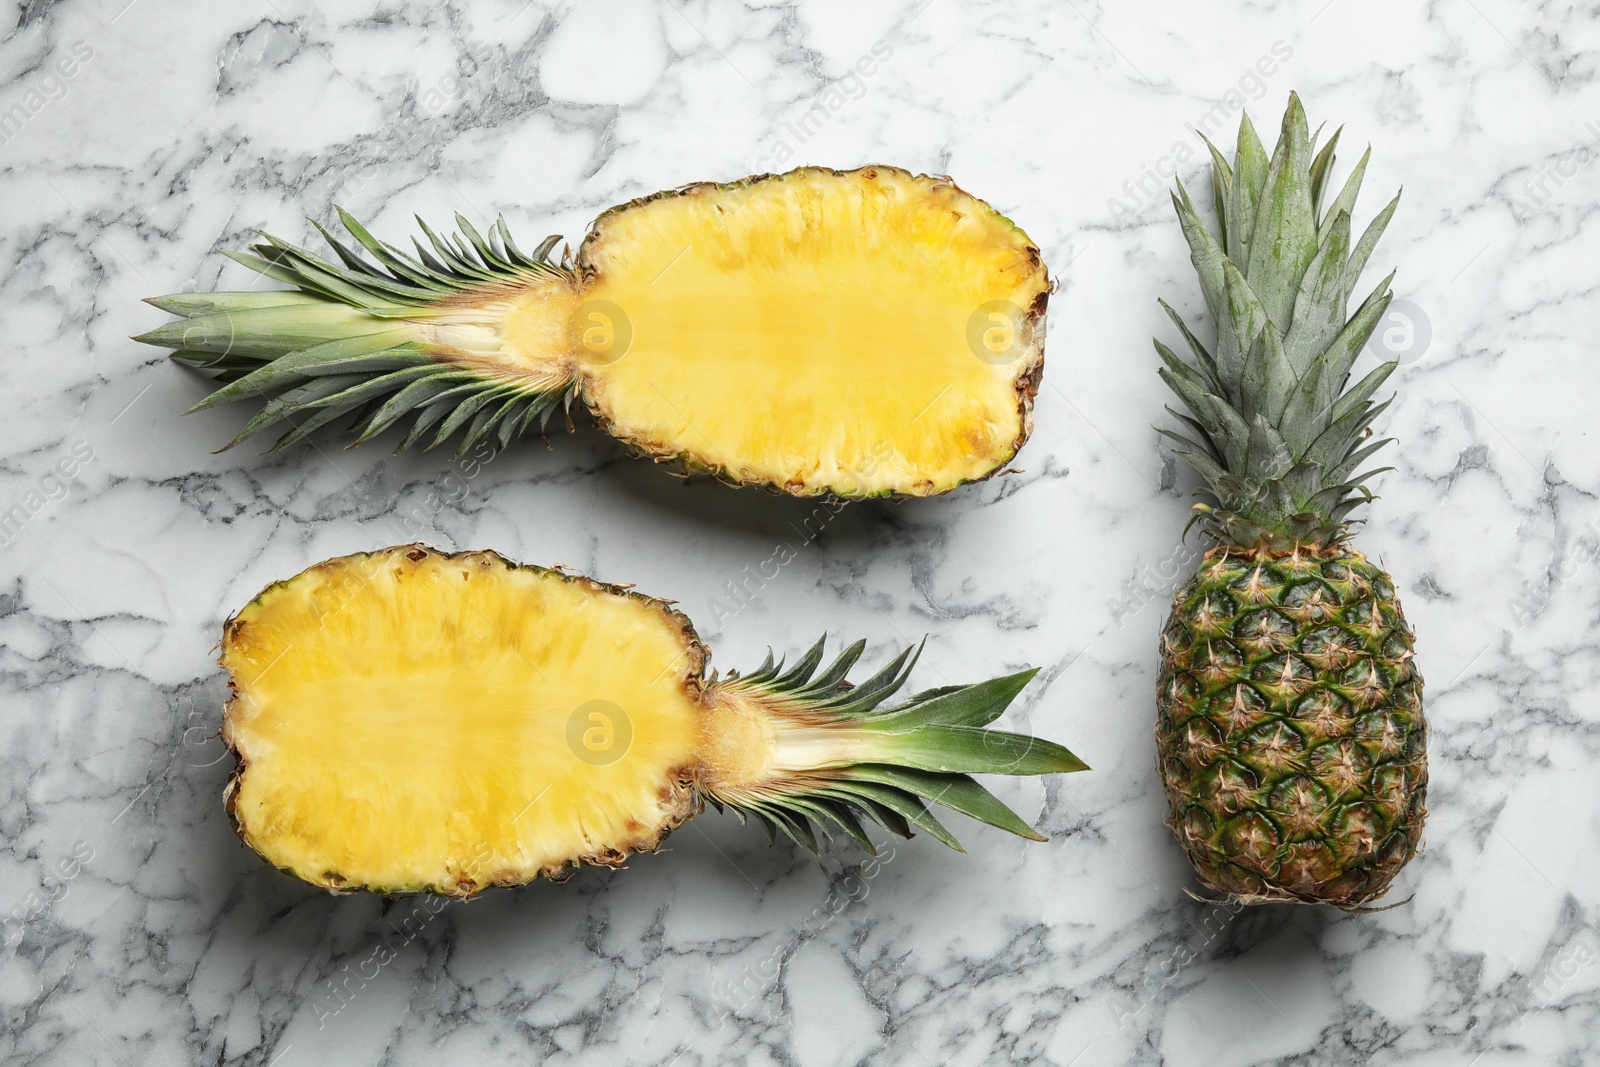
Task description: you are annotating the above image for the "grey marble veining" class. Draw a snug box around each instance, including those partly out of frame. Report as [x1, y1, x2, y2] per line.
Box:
[2, 0, 1598, 1064]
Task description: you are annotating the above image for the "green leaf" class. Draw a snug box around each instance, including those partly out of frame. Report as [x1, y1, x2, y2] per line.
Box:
[1316, 273, 1395, 414]
[1200, 133, 1234, 249]
[868, 669, 1038, 732]
[1318, 146, 1370, 243]
[143, 290, 325, 316]
[183, 330, 423, 412]
[223, 374, 367, 448]
[353, 372, 475, 444]
[1244, 414, 1292, 482]
[822, 781, 964, 852]
[874, 726, 1088, 776]
[1243, 92, 1318, 331]
[1343, 190, 1401, 297]
[1158, 299, 1224, 398]
[845, 765, 1046, 841]
[1308, 124, 1343, 218]
[1228, 109, 1271, 264]
[1163, 406, 1225, 465]
[1326, 360, 1397, 428]
[1171, 182, 1228, 332]
[1282, 209, 1353, 374]
[1217, 262, 1271, 413]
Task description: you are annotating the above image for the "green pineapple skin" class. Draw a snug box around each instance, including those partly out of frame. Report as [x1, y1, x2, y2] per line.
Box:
[1156, 546, 1427, 908]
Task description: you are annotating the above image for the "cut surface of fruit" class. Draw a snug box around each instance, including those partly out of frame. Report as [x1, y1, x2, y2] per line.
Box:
[576, 169, 1046, 494]
[223, 549, 703, 891]
[139, 166, 1048, 499]
[221, 545, 1086, 895]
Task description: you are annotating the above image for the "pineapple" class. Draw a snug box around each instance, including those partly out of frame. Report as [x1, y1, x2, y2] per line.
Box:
[138, 166, 1048, 498]
[221, 544, 1086, 894]
[1153, 94, 1427, 908]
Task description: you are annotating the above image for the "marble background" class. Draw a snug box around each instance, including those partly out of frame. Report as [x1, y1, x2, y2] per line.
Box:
[2, 0, 1597, 1063]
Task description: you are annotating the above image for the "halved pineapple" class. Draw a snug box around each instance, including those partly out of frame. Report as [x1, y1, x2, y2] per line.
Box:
[221, 545, 1086, 895]
[139, 167, 1049, 498]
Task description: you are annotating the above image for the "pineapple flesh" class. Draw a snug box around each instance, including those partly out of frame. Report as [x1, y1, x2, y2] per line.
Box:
[138, 167, 1048, 498]
[1154, 94, 1427, 908]
[221, 545, 1086, 895]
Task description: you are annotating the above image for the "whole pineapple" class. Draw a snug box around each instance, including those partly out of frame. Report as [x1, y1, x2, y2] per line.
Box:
[1153, 94, 1426, 908]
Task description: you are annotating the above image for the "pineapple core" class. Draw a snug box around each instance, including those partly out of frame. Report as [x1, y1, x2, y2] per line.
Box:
[222, 549, 704, 892]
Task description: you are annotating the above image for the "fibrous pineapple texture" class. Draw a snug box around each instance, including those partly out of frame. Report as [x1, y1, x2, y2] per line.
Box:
[221, 545, 1087, 895]
[1153, 94, 1427, 908]
[139, 167, 1049, 499]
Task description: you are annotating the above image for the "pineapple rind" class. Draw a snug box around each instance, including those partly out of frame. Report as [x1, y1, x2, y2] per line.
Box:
[1157, 547, 1427, 908]
[1155, 94, 1426, 907]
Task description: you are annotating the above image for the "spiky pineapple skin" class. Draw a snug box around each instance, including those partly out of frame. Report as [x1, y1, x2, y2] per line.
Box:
[1155, 546, 1427, 908]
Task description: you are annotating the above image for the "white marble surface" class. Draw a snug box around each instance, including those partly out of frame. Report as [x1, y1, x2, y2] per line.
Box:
[2, 0, 1597, 1063]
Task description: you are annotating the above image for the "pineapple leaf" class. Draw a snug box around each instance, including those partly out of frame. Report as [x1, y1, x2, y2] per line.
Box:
[1171, 183, 1229, 334]
[224, 374, 367, 448]
[826, 781, 963, 852]
[1163, 406, 1226, 465]
[844, 766, 1046, 841]
[1305, 394, 1394, 473]
[180, 332, 424, 413]
[1316, 273, 1395, 414]
[1244, 415, 1292, 482]
[1318, 146, 1371, 243]
[1243, 92, 1317, 331]
[1159, 299, 1224, 396]
[1283, 209, 1353, 375]
[1228, 110, 1271, 263]
[1200, 133, 1233, 249]
[1218, 263, 1272, 417]
[1343, 190, 1401, 299]
[352, 372, 475, 444]
[1326, 361, 1397, 429]
[709, 638, 1081, 854]
[1308, 124, 1343, 218]
[872, 725, 1087, 777]
[867, 668, 1038, 732]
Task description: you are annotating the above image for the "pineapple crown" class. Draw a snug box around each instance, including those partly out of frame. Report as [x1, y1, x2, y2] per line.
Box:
[706, 637, 1087, 854]
[1157, 92, 1402, 551]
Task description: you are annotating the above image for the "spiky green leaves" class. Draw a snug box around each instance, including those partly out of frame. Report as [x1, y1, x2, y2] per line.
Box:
[136, 211, 577, 456]
[708, 638, 1087, 854]
[1157, 93, 1403, 549]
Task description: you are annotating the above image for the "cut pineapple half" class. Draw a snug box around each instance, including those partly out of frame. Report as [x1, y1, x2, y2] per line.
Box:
[139, 166, 1049, 498]
[221, 545, 1086, 895]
